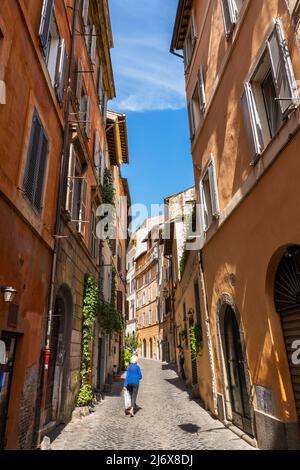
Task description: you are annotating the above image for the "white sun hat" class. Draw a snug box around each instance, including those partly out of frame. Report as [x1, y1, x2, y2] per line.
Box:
[130, 355, 138, 364]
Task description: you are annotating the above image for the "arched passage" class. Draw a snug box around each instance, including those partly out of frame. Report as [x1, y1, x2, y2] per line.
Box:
[217, 295, 253, 436]
[274, 245, 300, 423]
[143, 339, 147, 358]
[45, 284, 73, 424]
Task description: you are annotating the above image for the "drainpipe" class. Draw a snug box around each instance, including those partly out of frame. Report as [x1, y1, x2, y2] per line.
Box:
[170, 49, 184, 60]
[37, 0, 78, 443]
[198, 250, 218, 414]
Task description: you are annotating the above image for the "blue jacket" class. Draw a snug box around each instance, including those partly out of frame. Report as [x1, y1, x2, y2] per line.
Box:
[124, 364, 142, 387]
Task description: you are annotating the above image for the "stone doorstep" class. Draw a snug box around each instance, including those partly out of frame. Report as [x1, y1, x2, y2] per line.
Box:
[222, 420, 258, 449]
[37, 421, 58, 449]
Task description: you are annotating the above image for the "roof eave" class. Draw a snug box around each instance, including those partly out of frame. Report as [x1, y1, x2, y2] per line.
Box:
[170, 0, 192, 53]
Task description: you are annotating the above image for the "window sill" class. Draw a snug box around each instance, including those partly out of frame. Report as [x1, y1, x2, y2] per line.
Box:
[250, 106, 299, 167]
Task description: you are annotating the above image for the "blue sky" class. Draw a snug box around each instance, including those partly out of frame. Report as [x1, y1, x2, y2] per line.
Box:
[109, 0, 194, 215]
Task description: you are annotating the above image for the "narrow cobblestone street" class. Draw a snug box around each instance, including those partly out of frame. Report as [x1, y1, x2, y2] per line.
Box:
[51, 360, 253, 450]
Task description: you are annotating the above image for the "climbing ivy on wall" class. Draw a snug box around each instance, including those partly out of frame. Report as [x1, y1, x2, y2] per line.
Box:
[76, 274, 99, 407]
[102, 168, 115, 206]
[99, 265, 124, 335]
[190, 322, 203, 361]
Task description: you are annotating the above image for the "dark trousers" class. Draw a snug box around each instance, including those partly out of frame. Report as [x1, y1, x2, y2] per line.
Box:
[127, 384, 139, 408]
[179, 362, 186, 381]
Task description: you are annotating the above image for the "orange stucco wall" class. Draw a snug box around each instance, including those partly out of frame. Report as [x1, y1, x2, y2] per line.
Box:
[186, 0, 300, 425]
[0, 0, 65, 448]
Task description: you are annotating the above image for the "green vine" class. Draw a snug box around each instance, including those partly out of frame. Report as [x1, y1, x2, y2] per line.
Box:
[99, 299, 124, 335]
[180, 249, 189, 278]
[125, 334, 140, 354]
[190, 322, 203, 360]
[99, 265, 124, 334]
[76, 274, 99, 407]
[121, 349, 132, 370]
[102, 168, 115, 206]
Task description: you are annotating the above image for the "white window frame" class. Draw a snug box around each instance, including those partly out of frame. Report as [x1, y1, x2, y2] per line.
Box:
[220, 0, 240, 38]
[183, 10, 198, 71]
[199, 156, 220, 232]
[188, 65, 206, 140]
[241, 18, 299, 162]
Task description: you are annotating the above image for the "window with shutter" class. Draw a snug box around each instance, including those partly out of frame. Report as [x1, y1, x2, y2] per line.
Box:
[101, 90, 108, 124]
[80, 0, 90, 26]
[80, 90, 88, 126]
[90, 25, 97, 65]
[23, 111, 49, 213]
[67, 147, 88, 235]
[100, 136, 106, 186]
[85, 96, 91, 138]
[183, 9, 198, 70]
[97, 65, 103, 104]
[90, 198, 97, 258]
[39, 5, 67, 104]
[241, 82, 264, 162]
[79, 87, 92, 139]
[191, 10, 198, 46]
[76, 58, 82, 106]
[65, 144, 76, 213]
[208, 159, 220, 218]
[55, 39, 67, 104]
[268, 19, 298, 115]
[78, 178, 87, 236]
[39, 0, 54, 56]
[221, 0, 237, 37]
[198, 65, 206, 114]
[188, 100, 195, 140]
[199, 157, 219, 231]
[94, 129, 100, 177]
[221, 0, 244, 38]
[188, 68, 206, 141]
[241, 19, 298, 162]
[84, 23, 92, 52]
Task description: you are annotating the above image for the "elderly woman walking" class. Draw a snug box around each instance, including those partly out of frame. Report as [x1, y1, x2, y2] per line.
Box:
[123, 355, 142, 417]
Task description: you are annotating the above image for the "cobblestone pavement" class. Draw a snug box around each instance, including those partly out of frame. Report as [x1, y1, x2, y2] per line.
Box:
[51, 359, 253, 450]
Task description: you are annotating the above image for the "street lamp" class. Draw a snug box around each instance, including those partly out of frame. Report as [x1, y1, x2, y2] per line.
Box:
[187, 307, 194, 319]
[0, 285, 17, 303]
[162, 287, 168, 299]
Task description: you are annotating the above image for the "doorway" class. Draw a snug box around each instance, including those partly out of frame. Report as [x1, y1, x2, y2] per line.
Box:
[0, 332, 17, 450]
[143, 339, 147, 358]
[150, 338, 153, 359]
[44, 285, 72, 425]
[223, 306, 252, 434]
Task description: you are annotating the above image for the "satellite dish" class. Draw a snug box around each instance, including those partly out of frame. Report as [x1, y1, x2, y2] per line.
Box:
[0, 340, 5, 365]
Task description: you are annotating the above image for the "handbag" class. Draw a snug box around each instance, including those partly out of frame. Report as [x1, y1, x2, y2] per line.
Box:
[124, 388, 131, 409]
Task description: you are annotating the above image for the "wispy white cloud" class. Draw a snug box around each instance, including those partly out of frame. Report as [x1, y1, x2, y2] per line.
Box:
[109, 0, 186, 113]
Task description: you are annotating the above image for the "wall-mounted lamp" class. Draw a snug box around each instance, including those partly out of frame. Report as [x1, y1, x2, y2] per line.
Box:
[0, 285, 17, 303]
[187, 308, 194, 318]
[162, 287, 168, 299]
